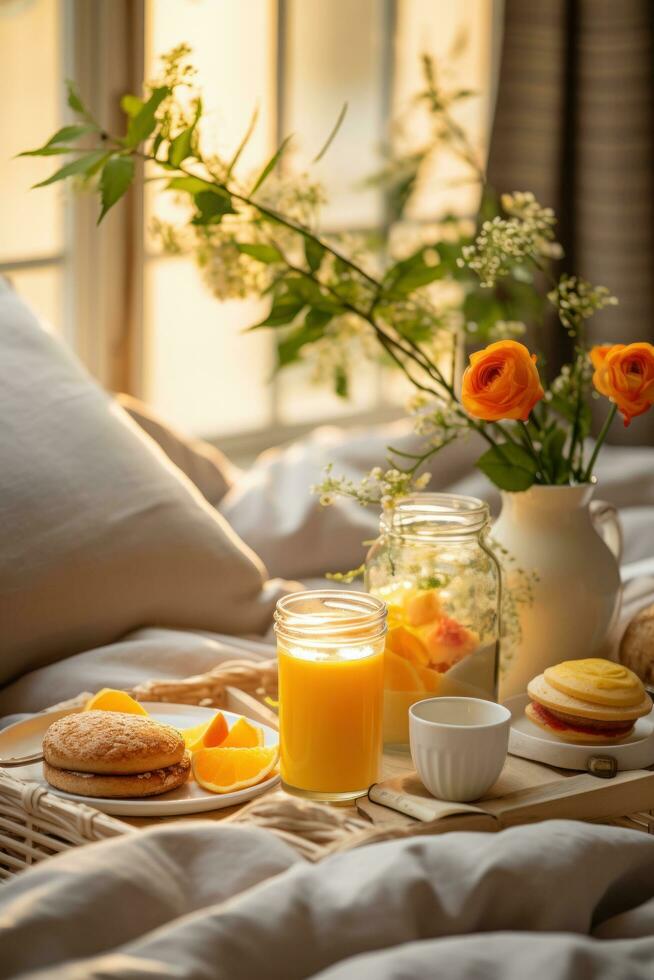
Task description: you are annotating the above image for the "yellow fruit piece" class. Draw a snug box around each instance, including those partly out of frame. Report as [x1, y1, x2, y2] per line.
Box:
[384, 650, 424, 692]
[182, 711, 228, 752]
[84, 689, 147, 716]
[192, 745, 279, 794]
[405, 589, 442, 628]
[416, 665, 441, 693]
[386, 626, 429, 667]
[221, 717, 264, 748]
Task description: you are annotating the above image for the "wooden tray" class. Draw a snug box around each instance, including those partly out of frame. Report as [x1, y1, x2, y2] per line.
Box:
[358, 750, 654, 834]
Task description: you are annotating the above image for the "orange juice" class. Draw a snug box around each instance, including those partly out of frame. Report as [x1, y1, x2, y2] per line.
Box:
[275, 590, 386, 802]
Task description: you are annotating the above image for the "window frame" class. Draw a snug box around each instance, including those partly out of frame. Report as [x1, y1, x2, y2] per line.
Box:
[54, 0, 501, 456]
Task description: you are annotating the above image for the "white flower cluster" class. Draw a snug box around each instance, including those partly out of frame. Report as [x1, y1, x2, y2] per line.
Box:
[459, 191, 562, 287]
[312, 464, 431, 510]
[407, 394, 466, 448]
[547, 275, 618, 336]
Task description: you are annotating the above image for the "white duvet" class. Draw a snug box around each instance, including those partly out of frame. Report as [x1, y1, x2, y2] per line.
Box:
[1, 819, 654, 978]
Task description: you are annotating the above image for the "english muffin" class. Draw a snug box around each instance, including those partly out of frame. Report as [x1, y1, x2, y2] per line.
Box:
[43, 754, 191, 799]
[43, 711, 185, 774]
[526, 659, 652, 745]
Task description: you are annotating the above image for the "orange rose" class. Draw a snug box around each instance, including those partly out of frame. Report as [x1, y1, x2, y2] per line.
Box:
[461, 340, 545, 422]
[591, 342, 654, 427]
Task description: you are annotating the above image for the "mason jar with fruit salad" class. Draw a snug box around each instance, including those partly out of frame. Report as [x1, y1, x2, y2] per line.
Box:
[365, 493, 501, 746]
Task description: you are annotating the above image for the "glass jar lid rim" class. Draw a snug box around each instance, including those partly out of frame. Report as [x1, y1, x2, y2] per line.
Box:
[380, 492, 489, 536]
[274, 589, 386, 642]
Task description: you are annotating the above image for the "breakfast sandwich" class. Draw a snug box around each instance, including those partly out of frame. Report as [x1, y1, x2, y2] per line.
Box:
[526, 658, 652, 744]
[42, 711, 191, 798]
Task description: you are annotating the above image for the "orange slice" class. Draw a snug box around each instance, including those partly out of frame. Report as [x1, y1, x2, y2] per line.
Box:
[384, 650, 424, 692]
[386, 626, 429, 667]
[220, 717, 264, 748]
[84, 689, 148, 716]
[183, 711, 228, 752]
[192, 745, 279, 794]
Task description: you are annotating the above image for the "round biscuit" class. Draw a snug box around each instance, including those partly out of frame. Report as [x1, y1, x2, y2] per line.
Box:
[43, 711, 185, 774]
[43, 753, 191, 798]
[527, 674, 652, 721]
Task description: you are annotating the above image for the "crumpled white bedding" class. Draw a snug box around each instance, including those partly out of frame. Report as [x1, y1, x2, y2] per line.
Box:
[1, 819, 654, 978]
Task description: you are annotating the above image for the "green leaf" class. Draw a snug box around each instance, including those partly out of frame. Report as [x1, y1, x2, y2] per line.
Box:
[66, 79, 85, 115]
[285, 276, 343, 314]
[167, 175, 215, 194]
[250, 135, 292, 194]
[236, 243, 283, 263]
[18, 124, 95, 158]
[304, 236, 325, 273]
[125, 86, 169, 148]
[98, 155, 134, 222]
[541, 425, 568, 484]
[549, 394, 592, 439]
[168, 127, 195, 168]
[305, 308, 333, 329]
[226, 104, 259, 177]
[476, 442, 538, 492]
[277, 322, 325, 367]
[383, 247, 445, 297]
[313, 102, 347, 163]
[48, 124, 94, 146]
[251, 294, 306, 329]
[19, 145, 80, 158]
[191, 189, 236, 225]
[33, 150, 109, 188]
[121, 94, 144, 118]
[334, 365, 348, 398]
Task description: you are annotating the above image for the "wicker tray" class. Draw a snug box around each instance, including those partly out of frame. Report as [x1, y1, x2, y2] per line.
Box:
[3, 658, 654, 880]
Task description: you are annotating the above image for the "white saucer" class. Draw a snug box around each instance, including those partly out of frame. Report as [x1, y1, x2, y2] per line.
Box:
[505, 693, 654, 772]
[0, 703, 280, 816]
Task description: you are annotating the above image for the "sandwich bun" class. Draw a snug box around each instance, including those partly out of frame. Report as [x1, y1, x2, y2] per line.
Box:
[43, 711, 185, 774]
[43, 754, 191, 798]
[525, 702, 634, 744]
[527, 673, 651, 722]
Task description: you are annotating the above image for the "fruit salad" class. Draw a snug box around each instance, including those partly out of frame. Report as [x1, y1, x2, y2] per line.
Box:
[377, 586, 493, 744]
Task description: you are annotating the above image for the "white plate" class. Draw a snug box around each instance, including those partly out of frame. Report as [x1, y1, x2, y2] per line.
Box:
[505, 693, 654, 772]
[0, 703, 280, 816]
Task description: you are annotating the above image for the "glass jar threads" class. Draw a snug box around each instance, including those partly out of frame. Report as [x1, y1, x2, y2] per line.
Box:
[274, 590, 386, 802]
[365, 493, 501, 746]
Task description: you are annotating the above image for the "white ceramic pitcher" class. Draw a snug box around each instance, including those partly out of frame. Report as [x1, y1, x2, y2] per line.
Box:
[493, 484, 623, 700]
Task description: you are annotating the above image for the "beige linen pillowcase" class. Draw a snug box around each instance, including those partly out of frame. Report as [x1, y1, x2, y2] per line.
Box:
[0, 282, 293, 686]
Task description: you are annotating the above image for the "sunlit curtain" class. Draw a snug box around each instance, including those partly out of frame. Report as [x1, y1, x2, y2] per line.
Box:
[488, 0, 654, 444]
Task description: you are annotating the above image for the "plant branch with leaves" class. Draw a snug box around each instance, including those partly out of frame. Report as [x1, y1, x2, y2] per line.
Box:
[22, 44, 652, 506]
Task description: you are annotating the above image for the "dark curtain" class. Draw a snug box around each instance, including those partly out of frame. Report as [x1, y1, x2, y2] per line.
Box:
[487, 0, 654, 444]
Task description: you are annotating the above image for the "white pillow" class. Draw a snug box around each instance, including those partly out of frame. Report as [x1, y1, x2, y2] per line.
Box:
[0, 282, 293, 686]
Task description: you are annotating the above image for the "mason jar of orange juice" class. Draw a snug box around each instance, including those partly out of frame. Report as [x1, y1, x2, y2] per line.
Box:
[365, 493, 501, 747]
[275, 590, 386, 802]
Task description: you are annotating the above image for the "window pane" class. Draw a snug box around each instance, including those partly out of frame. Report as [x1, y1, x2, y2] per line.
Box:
[5, 265, 63, 334]
[144, 258, 274, 437]
[0, 0, 64, 262]
[143, 0, 277, 438]
[394, 0, 494, 219]
[284, 0, 385, 230]
[145, 0, 277, 246]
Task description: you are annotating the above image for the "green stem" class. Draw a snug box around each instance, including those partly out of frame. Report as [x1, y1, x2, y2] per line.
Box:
[517, 420, 551, 482]
[581, 403, 617, 483]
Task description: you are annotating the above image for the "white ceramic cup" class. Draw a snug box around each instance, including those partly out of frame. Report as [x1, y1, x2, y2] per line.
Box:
[409, 697, 511, 802]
